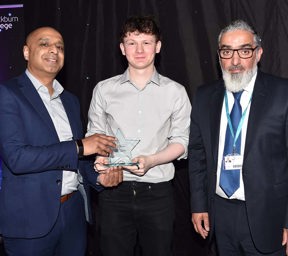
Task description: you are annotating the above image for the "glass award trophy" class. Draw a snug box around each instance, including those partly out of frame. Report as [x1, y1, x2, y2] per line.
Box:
[105, 128, 140, 167]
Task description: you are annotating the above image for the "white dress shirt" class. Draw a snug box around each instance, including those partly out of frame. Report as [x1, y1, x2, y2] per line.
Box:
[216, 72, 257, 200]
[26, 70, 78, 195]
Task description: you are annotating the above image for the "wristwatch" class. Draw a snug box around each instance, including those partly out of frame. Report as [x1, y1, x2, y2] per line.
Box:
[75, 139, 84, 157]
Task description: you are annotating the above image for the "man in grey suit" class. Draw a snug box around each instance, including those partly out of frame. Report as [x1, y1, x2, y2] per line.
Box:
[189, 20, 288, 255]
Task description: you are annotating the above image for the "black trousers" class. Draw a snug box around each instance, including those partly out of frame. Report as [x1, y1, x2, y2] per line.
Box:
[214, 195, 285, 256]
[98, 181, 174, 256]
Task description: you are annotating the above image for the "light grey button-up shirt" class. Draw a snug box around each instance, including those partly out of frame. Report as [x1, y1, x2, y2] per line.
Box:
[86, 68, 191, 183]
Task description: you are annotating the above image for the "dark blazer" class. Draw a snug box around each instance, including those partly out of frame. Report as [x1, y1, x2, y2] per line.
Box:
[0, 72, 98, 238]
[188, 71, 288, 253]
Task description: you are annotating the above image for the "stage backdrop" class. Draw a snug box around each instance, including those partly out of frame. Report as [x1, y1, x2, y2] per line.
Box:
[0, 4, 25, 82]
[0, 4, 24, 196]
[1, 0, 288, 255]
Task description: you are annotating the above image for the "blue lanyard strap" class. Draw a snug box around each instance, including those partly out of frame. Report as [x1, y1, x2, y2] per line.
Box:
[224, 91, 252, 150]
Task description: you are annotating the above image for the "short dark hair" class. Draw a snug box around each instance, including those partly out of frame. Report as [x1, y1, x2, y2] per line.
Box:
[119, 15, 161, 43]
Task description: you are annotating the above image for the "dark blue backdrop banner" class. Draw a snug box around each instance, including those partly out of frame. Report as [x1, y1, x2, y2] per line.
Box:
[0, 4, 25, 83]
[0, 4, 24, 189]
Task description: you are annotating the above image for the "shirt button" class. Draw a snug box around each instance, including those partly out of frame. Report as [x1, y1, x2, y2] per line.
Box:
[56, 180, 62, 186]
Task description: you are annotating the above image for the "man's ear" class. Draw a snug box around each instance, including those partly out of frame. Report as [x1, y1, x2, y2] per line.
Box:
[120, 43, 125, 56]
[256, 46, 263, 63]
[23, 45, 29, 60]
[156, 40, 161, 54]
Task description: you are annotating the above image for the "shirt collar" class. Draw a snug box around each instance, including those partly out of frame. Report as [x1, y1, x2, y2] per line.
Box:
[119, 68, 161, 86]
[244, 70, 257, 94]
[25, 69, 64, 98]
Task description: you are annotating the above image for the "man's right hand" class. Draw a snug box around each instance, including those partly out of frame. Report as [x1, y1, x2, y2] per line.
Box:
[81, 133, 116, 156]
[94, 156, 123, 187]
[191, 212, 210, 239]
[97, 167, 123, 187]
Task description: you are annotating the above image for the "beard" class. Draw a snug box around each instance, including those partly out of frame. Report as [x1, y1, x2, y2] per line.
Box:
[221, 63, 257, 93]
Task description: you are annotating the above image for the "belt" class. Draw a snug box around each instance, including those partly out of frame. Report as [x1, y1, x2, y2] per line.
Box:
[60, 191, 75, 203]
[121, 180, 172, 189]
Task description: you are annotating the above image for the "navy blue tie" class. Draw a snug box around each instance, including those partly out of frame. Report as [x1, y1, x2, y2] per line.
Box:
[220, 91, 243, 197]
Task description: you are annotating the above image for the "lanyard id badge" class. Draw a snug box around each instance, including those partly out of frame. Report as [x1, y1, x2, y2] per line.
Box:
[223, 154, 243, 170]
[222, 91, 251, 171]
[224, 92, 252, 151]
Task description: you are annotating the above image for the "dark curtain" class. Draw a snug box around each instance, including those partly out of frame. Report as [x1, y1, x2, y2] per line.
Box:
[1, 0, 288, 255]
[13, 0, 288, 120]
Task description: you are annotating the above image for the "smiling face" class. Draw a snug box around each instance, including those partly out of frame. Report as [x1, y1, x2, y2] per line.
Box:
[120, 31, 161, 71]
[219, 29, 263, 92]
[23, 27, 64, 82]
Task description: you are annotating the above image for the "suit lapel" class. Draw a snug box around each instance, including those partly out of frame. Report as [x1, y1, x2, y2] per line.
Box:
[207, 72, 268, 166]
[210, 82, 225, 163]
[61, 92, 81, 139]
[244, 72, 268, 159]
[19, 74, 59, 138]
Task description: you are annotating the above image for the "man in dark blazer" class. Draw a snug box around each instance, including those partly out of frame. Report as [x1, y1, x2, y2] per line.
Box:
[189, 20, 288, 255]
[0, 27, 123, 256]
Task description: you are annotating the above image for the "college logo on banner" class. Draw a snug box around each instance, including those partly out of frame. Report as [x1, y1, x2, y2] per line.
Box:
[0, 4, 25, 189]
[0, 4, 25, 83]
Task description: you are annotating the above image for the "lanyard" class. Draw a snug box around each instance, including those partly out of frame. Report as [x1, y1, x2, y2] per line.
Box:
[224, 91, 252, 151]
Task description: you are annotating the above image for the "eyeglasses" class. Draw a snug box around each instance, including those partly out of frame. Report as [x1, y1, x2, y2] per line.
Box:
[218, 46, 258, 59]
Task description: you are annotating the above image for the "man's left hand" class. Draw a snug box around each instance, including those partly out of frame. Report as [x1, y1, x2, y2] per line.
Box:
[282, 228, 288, 255]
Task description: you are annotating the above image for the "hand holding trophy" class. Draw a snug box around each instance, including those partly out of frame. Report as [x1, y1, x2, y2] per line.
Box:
[106, 128, 140, 167]
[94, 128, 140, 173]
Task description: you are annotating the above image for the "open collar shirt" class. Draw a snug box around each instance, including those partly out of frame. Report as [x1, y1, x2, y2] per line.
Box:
[26, 70, 78, 195]
[86, 68, 191, 183]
